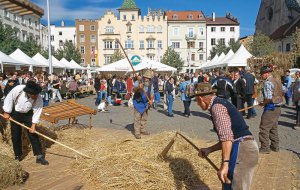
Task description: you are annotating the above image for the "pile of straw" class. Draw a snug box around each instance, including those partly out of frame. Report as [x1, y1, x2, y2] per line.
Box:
[0, 154, 25, 189]
[72, 131, 221, 190]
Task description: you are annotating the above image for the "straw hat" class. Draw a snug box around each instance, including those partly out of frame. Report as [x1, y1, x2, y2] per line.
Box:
[192, 83, 217, 97]
[143, 69, 153, 79]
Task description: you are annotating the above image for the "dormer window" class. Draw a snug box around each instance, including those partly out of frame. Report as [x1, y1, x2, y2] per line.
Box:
[123, 15, 127, 21]
[188, 14, 193, 20]
[173, 14, 178, 20]
[198, 15, 203, 19]
[126, 22, 132, 33]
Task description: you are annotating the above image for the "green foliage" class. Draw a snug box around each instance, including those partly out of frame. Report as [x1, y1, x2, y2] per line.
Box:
[293, 28, 300, 68]
[20, 36, 42, 57]
[0, 22, 22, 54]
[110, 49, 125, 63]
[249, 31, 275, 57]
[162, 46, 184, 72]
[209, 39, 241, 59]
[53, 40, 81, 63]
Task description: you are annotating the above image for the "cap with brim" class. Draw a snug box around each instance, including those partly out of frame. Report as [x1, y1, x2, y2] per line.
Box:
[23, 81, 42, 95]
[260, 66, 272, 74]
[190, 82, 217, 97]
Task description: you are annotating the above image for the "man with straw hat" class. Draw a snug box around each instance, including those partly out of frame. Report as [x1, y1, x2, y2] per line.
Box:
[258, 65, 282, 154]
[2, 81, 49, 165]
[132, 70, 154, 139]
[195, 83, 258, 190]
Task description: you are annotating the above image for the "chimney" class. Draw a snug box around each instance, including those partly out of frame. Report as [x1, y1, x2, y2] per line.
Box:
[212, 12, 215, 22]
[61, 20, 65, 27]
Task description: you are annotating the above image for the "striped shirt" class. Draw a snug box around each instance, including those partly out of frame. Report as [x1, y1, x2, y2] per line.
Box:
[263, 76, 274, 100]
[208, 96, 234, 142]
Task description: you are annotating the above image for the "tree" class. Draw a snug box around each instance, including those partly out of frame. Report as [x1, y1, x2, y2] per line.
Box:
[209, 39, 241, 59]
[0, 22, 22, 54]
[54, 40, 81, 63]
[110, 49, 124, 63]
[249, 31, 275, 57]
[162, 47, 184, 72]
[293, 28, 300, 68]
[20, 36, 42, 57]
[228, 40, 241, 52]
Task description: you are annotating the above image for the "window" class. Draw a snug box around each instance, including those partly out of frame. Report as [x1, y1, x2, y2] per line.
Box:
[173, 27, 179, 36]
[199, 54, 204, 60]
[229, 38, 235, 44]
[199, 42, 204, 49]
[230, 27, 235, 32]
[80, 46, 85, 54]
[187, 42, 195, 48]
[148, 40, 154, 49]
[172, 42, 180, 49]
[79, 25, 84, 31]
[59, 31, 62, 35]
[188, 14, 193, 20]
[90, 35, 96, 43]
[50, 35, 54, 41]
[105, 56, 111, 64]
[199, 28, 204, 35]
[59, 40, 63, 46]
[91, 46, 96, 54]
[4, 10, 9, 18]
[172, 14, 178, 20]
[91, 58, 96, 66]
[221, 27, 225, 32]
[127, 25, 132, 33]
[139, 25, 144, 33]
[80, 34, 85, 43]
[131, 14, 135, 20]
[69, 40, 73, 43]
[158, 40, 162, 49]
[286, 43, 291, 52]
[29, 18, 32, 27]
[191, 53, 195, 61]
[21, 16, 25, 24]
[115, 42, 119, 49]
[188, 28, 194, 37]
[211, 27, 216, 32]
[125, 39, 134, 49]
[14, 14, 18, 21]
[105, 26, 114, 33]
[104, 41, 113, 49]
[81, 58, 85, 64]
[211, 38, 216, 45]
[140, 40, 144, 49]
[220, 38, 225, 45]
[146, 25, 155, 33]
[35, 21, 39, 29]
[123, 15, 127, 20]
[90, 25, 95, 31]
[157, 25, 162, 33]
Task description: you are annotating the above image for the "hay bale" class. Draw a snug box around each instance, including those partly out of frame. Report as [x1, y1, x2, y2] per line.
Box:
[0, 154, 26, 189]
[71, 132, 221, 190]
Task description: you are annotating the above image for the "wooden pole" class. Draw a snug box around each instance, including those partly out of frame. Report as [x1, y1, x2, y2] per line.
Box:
[1, 114, 92, 159]
[238, 104, 260, 112]
[115, 38, 137, 75]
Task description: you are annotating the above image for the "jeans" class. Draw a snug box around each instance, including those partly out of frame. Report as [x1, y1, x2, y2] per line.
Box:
[154, 92, 160, 108]
[183, 100, 191, 116]
[245, 94, 255, 117]
[52, 89, 62, 102]
[95, 91, 107, 105]
[107, 96, 112, 105]
[44, 100, 49, 107]
[168, 93, 173, 115]
[251, 98, 257, 116]
[296, 101, 300, 126]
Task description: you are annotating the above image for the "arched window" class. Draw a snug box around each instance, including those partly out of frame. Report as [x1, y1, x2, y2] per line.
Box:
[173, 14, 178, 20]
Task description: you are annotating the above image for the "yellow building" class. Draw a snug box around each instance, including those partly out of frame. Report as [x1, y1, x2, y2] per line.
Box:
[97, 0, 167, 66]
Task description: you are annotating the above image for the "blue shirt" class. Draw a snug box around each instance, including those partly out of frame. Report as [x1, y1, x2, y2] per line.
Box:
[179, 80, 191, 101]
[263, 76, 274, 100]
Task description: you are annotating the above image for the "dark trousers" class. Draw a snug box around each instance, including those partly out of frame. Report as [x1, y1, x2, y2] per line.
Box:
[183, 100, 191, 116]
[232, 96, 243, 113]
[296, 101, 300, 126]
[11, 110, 42, 157]
[259, 107, 281, 149]
[245, 94, 254, 116]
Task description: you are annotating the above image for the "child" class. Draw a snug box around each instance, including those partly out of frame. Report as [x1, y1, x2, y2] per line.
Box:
[98, 100, 108, 112]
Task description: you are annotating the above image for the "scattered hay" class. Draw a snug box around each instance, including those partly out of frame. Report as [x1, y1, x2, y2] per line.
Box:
[72, 131, 221, 190]
[0, 154, 25, 189]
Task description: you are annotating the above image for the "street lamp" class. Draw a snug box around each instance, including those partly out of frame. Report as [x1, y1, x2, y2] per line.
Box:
[47, 0, 52, 74]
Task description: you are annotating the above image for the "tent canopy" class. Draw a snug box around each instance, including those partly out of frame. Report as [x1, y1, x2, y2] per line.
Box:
[212, 50, 234, 69]
[60, 58, 73, 69]
[0, 50, 26, 65]
[32, 53, 49, 67]
[51, 56, 65, 68]
[70, 60, 85, 70]
[10, 49, 46, 67]
[224, 45, 253, 67]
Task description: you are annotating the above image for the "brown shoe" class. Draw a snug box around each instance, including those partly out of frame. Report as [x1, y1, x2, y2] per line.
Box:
[141, 131, 150, 135]
[134, 134, 141, 139]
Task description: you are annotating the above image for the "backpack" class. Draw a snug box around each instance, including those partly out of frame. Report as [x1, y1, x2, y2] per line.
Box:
[185, 82, 195, 97]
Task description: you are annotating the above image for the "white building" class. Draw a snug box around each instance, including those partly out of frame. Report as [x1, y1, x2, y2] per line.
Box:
[167, 11, 207, 73]
[0, 0, 46, 48]
[50, 21, 76, 51]
[206, 13, 240, 59]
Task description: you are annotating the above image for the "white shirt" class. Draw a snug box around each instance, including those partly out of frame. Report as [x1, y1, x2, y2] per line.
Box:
[3, 85, 43, 124]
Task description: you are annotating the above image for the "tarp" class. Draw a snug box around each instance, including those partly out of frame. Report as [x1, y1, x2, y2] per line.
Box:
[0, 50, 26, 65]
[224, 45, 253, 67]
[96, 56, 177, 72]
[211, 50, 234, 69]
[10, 48, 46, 67]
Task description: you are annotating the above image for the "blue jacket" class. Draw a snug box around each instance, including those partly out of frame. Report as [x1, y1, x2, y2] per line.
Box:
[179, 80, 191, 101]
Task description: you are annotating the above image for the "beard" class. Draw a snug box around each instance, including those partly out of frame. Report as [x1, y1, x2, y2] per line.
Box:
[144, 81, 150, 87]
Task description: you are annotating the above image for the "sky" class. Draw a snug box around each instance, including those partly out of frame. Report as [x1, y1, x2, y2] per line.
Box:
[31, 0, 261, 37]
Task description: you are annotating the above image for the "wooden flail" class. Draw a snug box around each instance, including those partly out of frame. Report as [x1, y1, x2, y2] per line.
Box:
[41, 100, 97, 129]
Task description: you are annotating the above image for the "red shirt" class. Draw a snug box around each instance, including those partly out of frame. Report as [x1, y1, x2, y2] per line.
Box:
[126, 78, 133, 93]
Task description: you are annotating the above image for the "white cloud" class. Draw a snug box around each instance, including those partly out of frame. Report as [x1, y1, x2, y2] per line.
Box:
[31, 0, 118, 22]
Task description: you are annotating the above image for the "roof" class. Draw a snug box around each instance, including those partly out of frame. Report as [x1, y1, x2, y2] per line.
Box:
[119, 0, 139, 10]
[166, 11, 205, 21]
[270, 17, 300, 40]
[205, 17, 239, 25]
[0, 0, 44, 17]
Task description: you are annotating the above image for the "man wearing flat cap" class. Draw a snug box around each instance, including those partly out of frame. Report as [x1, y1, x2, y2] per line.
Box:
[258, 65, 282, 154]
[195, 83, 258, 190]
[2, 81, 49, 165]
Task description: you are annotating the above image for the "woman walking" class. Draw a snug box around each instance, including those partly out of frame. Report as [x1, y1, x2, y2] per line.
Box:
[179, 76, 192, 117]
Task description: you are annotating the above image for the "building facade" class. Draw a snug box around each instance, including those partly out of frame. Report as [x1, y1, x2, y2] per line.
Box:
[206, 13, 240, 60]
[0, 0, 46, 48]
[97, 0, 167, 66]
[75, 19, 98, 66]
[166, 11, 207, 73]
[50, 21, 76, 51]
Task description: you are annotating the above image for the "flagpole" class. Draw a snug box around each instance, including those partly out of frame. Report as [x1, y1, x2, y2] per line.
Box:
[47, 0, 52, 74]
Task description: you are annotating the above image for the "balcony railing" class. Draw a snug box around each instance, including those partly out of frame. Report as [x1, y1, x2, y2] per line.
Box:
[185, 34, 197, 41]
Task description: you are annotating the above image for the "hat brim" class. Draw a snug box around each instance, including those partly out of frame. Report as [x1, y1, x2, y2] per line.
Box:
[189, 89, 217, 97]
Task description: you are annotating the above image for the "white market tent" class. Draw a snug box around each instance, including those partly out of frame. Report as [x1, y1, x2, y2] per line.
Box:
[224, 45, 253, 67]
[51, 56, 65, 68]
[199, 59, 211, 69]
[0, 50, 25, 66]
[32, 53, 50, 68]
[70, 60, 85, 70]
[211, 50, 234, 69]
[96, 56, 177, 73]
[10, 48, 46, 68]
[60, 58, 73, 69]
[202, 54, 219, 70]
[206, 52, 225, 70]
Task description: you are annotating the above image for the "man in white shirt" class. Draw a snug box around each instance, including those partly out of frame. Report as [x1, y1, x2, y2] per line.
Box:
[2, 81, 49, 165]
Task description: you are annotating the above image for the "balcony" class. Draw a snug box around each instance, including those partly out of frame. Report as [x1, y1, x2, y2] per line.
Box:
[185, 34, 197, 41]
